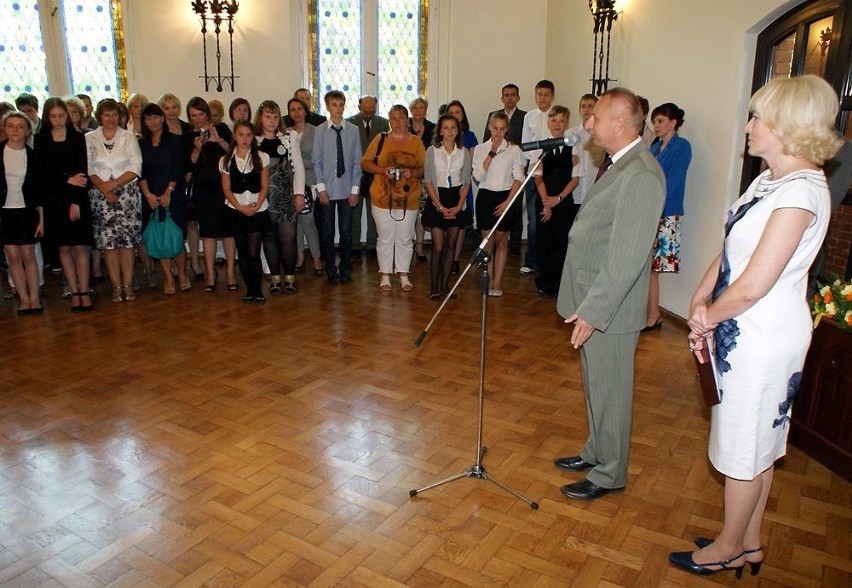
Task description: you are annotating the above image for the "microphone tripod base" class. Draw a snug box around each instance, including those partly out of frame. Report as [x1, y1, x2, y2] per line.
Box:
[409, 446, 540, 510]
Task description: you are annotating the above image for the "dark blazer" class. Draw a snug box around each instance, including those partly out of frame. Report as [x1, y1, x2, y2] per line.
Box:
[284, 111, 328, 128]
[0, 141, 43, 210]
[483, 108, 527, 144]
[346, 113, 390, 153]
[557, 141, 665, 333]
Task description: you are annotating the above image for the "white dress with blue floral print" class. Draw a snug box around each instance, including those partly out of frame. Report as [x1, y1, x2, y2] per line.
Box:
[709, 169, 830, 480]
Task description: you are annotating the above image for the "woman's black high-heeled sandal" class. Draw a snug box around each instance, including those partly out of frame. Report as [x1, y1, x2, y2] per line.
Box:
[669, 551, 745, 579]
[694, 538, 763, 576]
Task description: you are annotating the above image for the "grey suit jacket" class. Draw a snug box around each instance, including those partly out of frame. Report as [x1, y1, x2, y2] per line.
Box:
[346, 114, 390, 153]
[557, 141, 665, 333]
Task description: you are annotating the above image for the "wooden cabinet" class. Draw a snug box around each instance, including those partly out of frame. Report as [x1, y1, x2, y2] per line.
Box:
[791, 319, 852, 482]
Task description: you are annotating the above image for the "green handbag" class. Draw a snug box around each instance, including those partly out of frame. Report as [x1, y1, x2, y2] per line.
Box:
[142, 207, 184, 259]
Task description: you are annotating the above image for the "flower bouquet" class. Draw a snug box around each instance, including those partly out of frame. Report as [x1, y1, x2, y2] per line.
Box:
[812, 278, 852, 331]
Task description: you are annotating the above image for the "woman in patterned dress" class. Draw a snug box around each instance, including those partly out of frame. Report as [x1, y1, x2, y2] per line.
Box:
[253, 100, 305, 293]
[86, 99, 143, 303]
[669, 75, 842, 579]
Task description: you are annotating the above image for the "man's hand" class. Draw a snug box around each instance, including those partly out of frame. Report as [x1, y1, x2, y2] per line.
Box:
[565, 314, 595, 348]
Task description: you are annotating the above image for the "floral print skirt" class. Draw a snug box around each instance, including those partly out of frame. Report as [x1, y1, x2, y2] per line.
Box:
[89, 182, 142, 250]
[651, 214, 681, 273]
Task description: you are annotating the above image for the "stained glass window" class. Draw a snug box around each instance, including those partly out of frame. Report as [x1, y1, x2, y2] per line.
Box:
[309, 0, 427, 117]
[377, 0, 424, 110]
[0, 2, 50, 100]
[0, 1, 125, 106]
[312, 0, 363, 113]
[61, 0, 122, 101]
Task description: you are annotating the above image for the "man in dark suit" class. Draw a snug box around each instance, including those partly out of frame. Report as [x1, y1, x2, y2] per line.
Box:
[346, 95, 390, 256]
[483, 84, 527, 253]
[482, 84, 526, 144]
[554, 88, 665, 500]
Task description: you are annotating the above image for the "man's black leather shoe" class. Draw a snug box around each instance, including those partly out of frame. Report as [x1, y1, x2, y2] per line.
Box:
[560, 479, 624, 500]
[553, 455, 595, 472]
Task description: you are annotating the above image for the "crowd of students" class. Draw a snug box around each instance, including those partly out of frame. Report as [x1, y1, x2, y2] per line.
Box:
[0, 84, 690, 316]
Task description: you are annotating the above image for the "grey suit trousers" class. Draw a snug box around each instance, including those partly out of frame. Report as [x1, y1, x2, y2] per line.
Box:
[579, 329, 640, 489]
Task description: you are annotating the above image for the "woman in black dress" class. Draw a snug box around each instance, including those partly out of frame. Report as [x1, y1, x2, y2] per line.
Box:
[139, 103, 189, 295]
[34, 97, 92, 311]
[184, 96, 235, 292]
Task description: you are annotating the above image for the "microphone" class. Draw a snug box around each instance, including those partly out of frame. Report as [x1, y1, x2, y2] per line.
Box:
[520, 133, 580, 152]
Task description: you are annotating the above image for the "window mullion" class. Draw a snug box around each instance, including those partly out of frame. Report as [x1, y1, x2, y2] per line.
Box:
[362, 0, 378, 98]
[40, 0, 72, 96]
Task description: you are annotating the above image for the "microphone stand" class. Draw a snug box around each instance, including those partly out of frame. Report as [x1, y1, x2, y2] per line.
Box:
[409, 149, 552, 510]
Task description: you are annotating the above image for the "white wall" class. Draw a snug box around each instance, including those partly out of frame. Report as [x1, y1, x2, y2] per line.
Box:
[122, 0, 810, 318]
[123, 0, 304, 112]
[547, 0, 805, 319]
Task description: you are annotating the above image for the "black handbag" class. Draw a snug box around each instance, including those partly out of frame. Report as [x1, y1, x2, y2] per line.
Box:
[360, 132, 387, 198]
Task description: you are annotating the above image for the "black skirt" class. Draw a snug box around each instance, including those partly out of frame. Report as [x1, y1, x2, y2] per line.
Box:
[0, 208, 40, 245]
[230, 206, 271, 234]
[475, 188, 521, 232]
[421, 186, 471, 230]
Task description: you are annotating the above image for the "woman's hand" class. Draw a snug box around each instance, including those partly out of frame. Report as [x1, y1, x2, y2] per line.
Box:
[542, 195, 560, 209]
[34, 218, 44, 238]
[294, 194, 305, 213]
[69, 203, 80, 221]
[490, 137, 501, 152]
[206, 125, 220, 143]
[687, 302, 717, 337]
[193, 134, 205, 150]
[145, 192, 160, 210]
[160, 191, 171, 208]
[240, 202, 257, 216]
[494, 199, 511, 216]
[103, 189, 118, 204]
[540, 207, 552, 223]
[687, 332, 706, 362]
[67, 173, 87, 188]
[444, 204, 460, 219]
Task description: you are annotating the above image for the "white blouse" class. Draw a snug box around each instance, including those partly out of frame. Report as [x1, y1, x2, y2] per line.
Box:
[86, 126, 142, 182]
[424, 144, 471, 188]
[471, 139, 525, 191]
[3, 147, 27, 209]
[219, 151, 271, 210]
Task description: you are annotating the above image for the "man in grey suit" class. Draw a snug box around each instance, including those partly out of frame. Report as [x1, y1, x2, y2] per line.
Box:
[347, 95, 390, 256]
[554, 88, 665, 500]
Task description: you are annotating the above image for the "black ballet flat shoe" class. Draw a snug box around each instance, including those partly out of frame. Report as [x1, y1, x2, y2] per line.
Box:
[429, 291, 441, 301]
[194, 272, 204, 280]
[227, 283, 238, 291]
[70, 292, 84, 313]
[694, 539, 763, 576]
[30, 306, 44, 315]
[641, 319, 663, 332]
[668, 551, 744, 579]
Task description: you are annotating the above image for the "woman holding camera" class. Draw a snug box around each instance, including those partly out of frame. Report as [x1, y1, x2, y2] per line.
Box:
[184, 96, 235, 292]
[361, 104, 425, 291]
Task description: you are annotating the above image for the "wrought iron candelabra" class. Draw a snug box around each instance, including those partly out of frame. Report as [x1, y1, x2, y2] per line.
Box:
[589, 0, 618, 96]
[191, 0, 240, 92]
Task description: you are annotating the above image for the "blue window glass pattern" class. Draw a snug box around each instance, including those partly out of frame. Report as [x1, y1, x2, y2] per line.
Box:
[312, 0, 363, 115]
[61, 0, 122, 101]
[377, 0, 424, 111]
[310, 0, 427, 117]
[0, 2, 50, 101]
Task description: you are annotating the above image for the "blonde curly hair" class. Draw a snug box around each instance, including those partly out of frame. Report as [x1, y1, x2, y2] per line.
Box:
[749, 75, 842, 165]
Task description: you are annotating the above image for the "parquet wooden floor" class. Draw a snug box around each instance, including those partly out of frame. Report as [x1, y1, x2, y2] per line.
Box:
[0, 248, 850, 587]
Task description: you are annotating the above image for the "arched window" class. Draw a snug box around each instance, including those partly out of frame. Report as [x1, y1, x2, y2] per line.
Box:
[0, 1, 127, 105]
